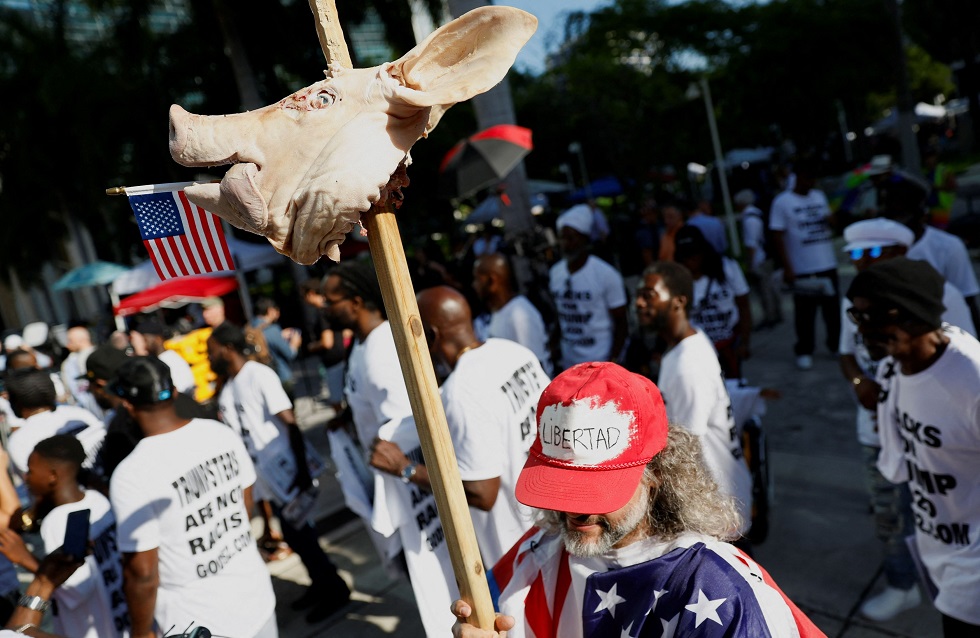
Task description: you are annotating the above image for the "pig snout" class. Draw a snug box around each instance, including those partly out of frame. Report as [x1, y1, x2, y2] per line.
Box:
[169, 104, 251, 167]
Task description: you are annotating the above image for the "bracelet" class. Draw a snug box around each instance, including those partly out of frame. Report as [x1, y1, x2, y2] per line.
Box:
[17, 594, 50, 613]
[15, 624, 37, 634]
[400, 463, 418, 484]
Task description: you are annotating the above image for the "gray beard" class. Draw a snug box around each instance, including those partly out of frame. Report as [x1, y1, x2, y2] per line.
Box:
[560, 488, 650, 557]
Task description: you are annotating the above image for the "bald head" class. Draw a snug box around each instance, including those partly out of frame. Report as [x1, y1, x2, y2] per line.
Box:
[66, 327, 93, 353]
[417, 286, 481, 371]
[418, 286, 474, 333]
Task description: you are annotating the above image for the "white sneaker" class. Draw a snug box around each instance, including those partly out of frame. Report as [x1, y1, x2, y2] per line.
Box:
[795, 355, 813, 370]
[860, 585, 921, 621]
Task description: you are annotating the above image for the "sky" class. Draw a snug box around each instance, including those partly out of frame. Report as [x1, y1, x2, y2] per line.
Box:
[493, 0, 611, 74]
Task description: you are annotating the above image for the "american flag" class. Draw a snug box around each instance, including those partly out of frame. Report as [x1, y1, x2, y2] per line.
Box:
[125, 183, 234, 280]
[490, 530, 825, 638]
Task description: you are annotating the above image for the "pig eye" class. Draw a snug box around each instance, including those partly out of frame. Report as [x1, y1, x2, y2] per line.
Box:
[313, 89, 336, 109]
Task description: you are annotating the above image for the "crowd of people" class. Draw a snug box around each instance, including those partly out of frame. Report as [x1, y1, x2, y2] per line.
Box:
[0, 152, 976, 637]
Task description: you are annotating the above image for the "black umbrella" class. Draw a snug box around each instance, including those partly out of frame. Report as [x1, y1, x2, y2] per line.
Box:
[438, 124, 532, 199]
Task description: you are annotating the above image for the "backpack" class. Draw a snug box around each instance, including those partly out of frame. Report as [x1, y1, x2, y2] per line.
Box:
[244, 324, 274, 367]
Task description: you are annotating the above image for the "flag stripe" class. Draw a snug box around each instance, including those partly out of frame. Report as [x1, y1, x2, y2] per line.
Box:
[177, 191, 214, 272]
[152, 239, 178, 279]
[164, 237, 188, 277]
[183, 196, 217, 272]
[174, 192, 206, 274]
[143, 241, 168, 280]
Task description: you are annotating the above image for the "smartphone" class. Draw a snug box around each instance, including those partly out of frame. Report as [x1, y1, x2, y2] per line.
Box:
[62, 509, 91, 560]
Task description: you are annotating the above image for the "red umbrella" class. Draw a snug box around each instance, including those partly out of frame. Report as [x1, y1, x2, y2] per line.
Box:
[439, 124, 532, 199]
[114, 275, 238, 316]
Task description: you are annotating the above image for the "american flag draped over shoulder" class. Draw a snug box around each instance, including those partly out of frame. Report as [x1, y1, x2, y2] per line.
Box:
[490, 531, 826, 638]
[124, 182, 234, 280]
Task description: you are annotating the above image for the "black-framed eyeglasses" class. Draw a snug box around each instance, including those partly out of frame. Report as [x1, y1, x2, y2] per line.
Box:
[323, 294, 352, 306]
[848, 245, 884, 261]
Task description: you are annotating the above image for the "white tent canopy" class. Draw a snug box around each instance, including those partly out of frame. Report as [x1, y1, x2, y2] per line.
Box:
[112, 235, 286, 295]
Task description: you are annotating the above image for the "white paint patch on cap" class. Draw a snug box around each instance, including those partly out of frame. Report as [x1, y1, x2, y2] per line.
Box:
[537, 396, 635, 465]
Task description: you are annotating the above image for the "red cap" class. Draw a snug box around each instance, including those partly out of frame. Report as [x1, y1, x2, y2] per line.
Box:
[515, 362, 668, 514]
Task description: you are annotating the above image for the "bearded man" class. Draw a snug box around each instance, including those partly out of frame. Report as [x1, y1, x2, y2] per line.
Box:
[452, 362, 824, 638]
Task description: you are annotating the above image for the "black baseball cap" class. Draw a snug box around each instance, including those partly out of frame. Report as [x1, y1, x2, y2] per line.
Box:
[110, 356, 175, 406]
[82, 346, 131, 382]
[132, 317, 166, 337]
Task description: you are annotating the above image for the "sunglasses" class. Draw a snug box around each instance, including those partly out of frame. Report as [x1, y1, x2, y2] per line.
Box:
[846, 305, 902, 326]
[848, 245, 884, 260]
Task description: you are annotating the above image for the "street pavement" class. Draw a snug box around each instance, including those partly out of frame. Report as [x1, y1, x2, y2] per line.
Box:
[274, 260, 945, 638]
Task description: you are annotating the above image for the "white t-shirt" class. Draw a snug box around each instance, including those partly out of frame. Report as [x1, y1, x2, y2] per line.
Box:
[218, 360, 294, 503]
[109, 419, 275, 636]
[41, 490, 128, 638]
[691, 257, 750, 343]
[488, 295, 553, 376]
[740, 207, 767, 269]
[907, 227, 980, 298]
[159, 350, 196, 396]
[840, 288, 976, 447]
[443, 339, 547, 565]
[768, 189, 836, 275]
[373, 415, 458, 638]
[549, 255, 627, 370]
[8, 406, 106, 475]
[658, 331, 752, 534]
[875, 326, 980, 623]
[345, 321, 413, 450]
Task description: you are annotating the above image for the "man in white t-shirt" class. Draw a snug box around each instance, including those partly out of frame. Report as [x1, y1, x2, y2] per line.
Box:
[0, 435, 128, 637]
[129, 318, 196, 396]
[322, 260, 411, 568]
[60, 327, 103, 420]
[736, 189, 782, 328]
[549, 204, 628, 372]
[634, 261, 753, 540]
[848, 259, 980, 634]
[473, 253, 553, 376]
[208, 323, 350, 624]
[836, 220, 970, 622]
[769, 158, 840, 370]
[5, 368, 106, 478]
[877, 176, 980, 332]
[370, 287, 548, 566]
[422, 287, 546, 559]
[107, 357, 277, 638]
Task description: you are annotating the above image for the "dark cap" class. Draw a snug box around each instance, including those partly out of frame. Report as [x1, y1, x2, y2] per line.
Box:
[846, 257, 946, 330]
[132, 317, 165, 337]
[82, 346, 131, 381]
[110, 356, 174, 406]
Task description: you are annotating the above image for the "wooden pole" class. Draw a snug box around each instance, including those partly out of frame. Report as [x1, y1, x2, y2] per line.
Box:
[306, 0, 496, 629]
[364, 204, 496, 629]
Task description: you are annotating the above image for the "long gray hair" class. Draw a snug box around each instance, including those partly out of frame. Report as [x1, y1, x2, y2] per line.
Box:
[536, 426, 742, 542]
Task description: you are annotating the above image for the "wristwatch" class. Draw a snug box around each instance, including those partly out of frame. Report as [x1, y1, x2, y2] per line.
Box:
[17, 594, 50, 613]
[400, 463, 418, 484]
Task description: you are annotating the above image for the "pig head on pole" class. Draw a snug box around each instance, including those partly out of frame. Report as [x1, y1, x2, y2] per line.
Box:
[169, 7, 537, 265]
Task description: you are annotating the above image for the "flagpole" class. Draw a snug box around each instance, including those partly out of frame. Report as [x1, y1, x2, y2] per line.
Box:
[222, 221, 254, 323]
[107, 288, 126, 332]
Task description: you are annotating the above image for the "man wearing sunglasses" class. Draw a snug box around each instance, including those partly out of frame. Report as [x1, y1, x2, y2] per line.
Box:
[846, 258, 980, 636]
[838, 221, 975, 622]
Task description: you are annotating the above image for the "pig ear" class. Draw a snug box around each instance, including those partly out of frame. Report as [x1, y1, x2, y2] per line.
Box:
[390, 6, 537, 109]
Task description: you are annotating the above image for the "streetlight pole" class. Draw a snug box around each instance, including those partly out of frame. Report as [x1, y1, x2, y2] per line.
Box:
[698, 78, 740, 257]
[568, 141, 593, 201]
